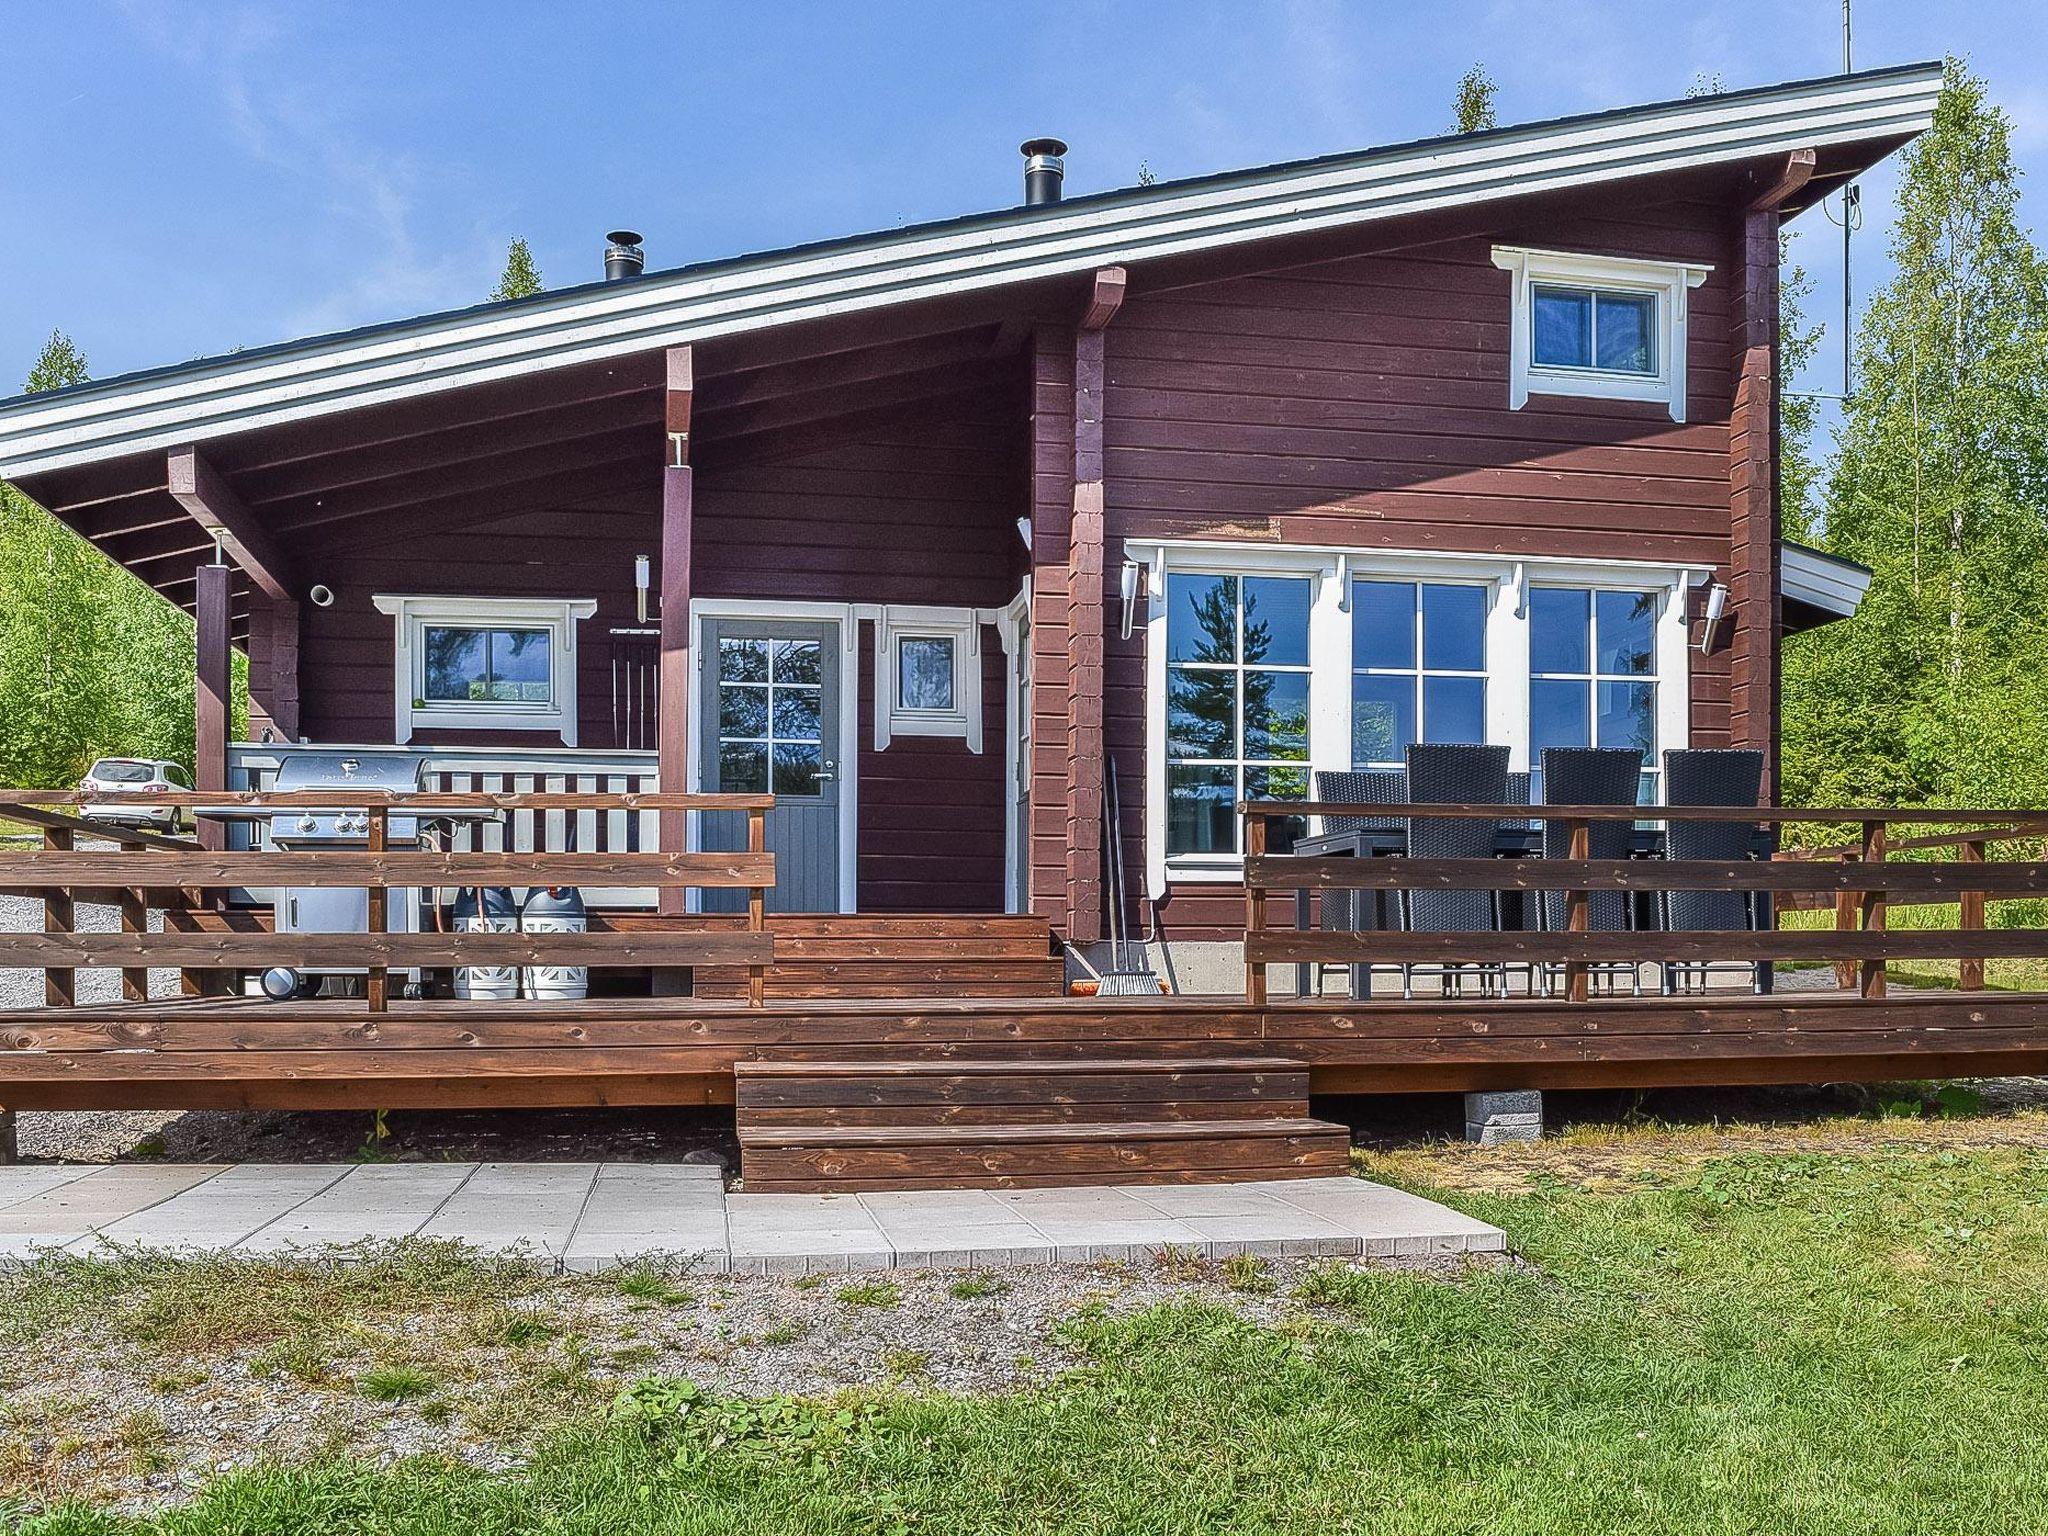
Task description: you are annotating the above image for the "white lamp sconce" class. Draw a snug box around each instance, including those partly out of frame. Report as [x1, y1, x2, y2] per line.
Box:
[1015, 515, 1033, 550]
[1119, 559, 1145, 640]
[1697, 576, 1729, 654]
[634, 554, 652, 623]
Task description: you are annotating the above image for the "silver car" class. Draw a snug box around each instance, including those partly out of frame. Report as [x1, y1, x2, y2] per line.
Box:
[79, 758, 191, 830]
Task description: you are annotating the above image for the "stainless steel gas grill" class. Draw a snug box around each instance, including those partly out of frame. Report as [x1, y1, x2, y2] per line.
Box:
[264, 752, 429, 998]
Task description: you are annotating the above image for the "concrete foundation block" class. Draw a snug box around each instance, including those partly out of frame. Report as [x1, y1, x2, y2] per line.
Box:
[1464, 1090, 1543, 1145]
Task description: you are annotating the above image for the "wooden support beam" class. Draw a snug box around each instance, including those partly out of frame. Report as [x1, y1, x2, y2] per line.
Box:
[1065, 267, 1126, 946]
[194, 563, 232, 854]
[1727, 206, 1782, 800]
[658, 344, 694, 916]
[167, 446, 296, 602]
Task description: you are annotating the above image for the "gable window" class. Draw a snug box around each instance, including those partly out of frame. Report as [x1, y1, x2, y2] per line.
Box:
[373, 595, 596, 745]
[1165, 573, 1311, 856]
[1491, 247, 1710, 420]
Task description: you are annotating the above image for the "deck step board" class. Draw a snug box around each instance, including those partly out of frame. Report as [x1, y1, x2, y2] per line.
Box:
[689, 913, 1064, 1003]
[734, 1049, 1346, 1191]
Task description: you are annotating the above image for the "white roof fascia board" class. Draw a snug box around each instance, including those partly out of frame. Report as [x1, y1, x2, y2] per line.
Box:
[1781, 544, 1872, 617]
[0, 66, 1941, 479]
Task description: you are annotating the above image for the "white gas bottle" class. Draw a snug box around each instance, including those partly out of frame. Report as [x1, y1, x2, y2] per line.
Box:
[452, 886, 520, 1000]
[521, 885, 588, 1001]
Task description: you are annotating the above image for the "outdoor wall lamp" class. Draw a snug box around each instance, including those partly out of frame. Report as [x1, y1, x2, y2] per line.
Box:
[1699, 580, 1729, 653]
[1119, 559, 1144, 640]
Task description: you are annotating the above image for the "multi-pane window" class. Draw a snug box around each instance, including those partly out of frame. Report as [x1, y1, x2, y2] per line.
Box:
[1529, 586, 1661, 801]
[1531, 284, 1658, 375]
[420, 626, 552, 704]
[716, 637, 825, 797]
[1351, 580, 1489, 768]
[1165, 573, 1311, 855]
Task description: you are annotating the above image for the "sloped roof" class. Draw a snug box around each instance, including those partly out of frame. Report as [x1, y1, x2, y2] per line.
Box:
[0, 61, 1941, 480]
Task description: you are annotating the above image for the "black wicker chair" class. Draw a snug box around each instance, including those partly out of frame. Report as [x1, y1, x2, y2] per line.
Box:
[1535, 747, 1645, 995]
[1307, 769, 1406, 997]
[1401, 744, 1512, 997]
[1658, 748, 1767, 994]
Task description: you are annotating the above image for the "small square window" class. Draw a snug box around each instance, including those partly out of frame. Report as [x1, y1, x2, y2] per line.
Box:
[1494, 248, 1707, 421]
[897, 636, 957, 712]
[1531, 284, 1657, 376]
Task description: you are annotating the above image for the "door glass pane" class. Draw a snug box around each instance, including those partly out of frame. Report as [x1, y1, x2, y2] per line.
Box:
[421, 627, 488, 701]
[1595, 590, 1658, 674]
[1167, 574, 1237, 663]
[772, 742, 823, 796]
[1244, 670, 1310, 758]
[1353, 580, 1415, 670]
[1532, 285, 1593, 367]
[1421, 584, 1487, 672]
[1167, 667, 1236, 759]
[772, 640, 821, 685]
[1242, 577, 1310, 667]
[772, 688, 822, 741]
[1532, 679, 1589, 752]
[1352, 674, 1415, 767]
[1596, 681, 1656, 754]
[1166, 764, 1236, 855]
[718, 742, 768, 793]
[897, 638, 955, 710]
[1595, 292, 1657, 373]
[720, 638, 767, 683]
[487, 629, 551, 701]
[1529, 588, 1590, 674]
[1423, 676, 1486, 743]
[719, 685, 768, 738]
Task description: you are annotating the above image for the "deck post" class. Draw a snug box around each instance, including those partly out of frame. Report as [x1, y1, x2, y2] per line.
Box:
[1064, 268, 1126, 947]
[1858, 819, 1887, 999]
[1833, 852, 1858, 990]
[194, 561, 232, 852]
[1244, 809, 1267, 1004]
[1563, 818, 1591, 1003]
[1959, 838, 1987, 991]
[658, 344, 694, 918]
[42, 826, 74, 1007]
[747, 805, 767, 1007]
[365, 806, 389, 1012]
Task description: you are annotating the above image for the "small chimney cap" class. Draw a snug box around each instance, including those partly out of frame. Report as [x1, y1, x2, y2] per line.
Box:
[1020, 139, 1068, 206]
[603, 230, 646, 282]
[605, 229, 644, 248]
[1020, 137, 1068, 159]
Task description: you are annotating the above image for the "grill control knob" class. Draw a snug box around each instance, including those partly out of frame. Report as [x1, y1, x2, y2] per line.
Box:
[295, 815, 319, 835]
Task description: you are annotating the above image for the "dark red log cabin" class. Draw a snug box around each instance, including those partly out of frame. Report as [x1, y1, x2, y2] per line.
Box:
[0, 66, 1934, 992]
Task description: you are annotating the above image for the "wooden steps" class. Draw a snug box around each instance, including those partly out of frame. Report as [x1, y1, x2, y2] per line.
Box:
[734, 1055, 1352, 1192]
[689, 913, 1064, 1001]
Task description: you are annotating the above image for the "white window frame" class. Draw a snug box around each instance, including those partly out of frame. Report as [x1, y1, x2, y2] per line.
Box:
[1128, 539, 1697, 894]
[1526, 582, 1682, 800]
[372, 594, 596, 745]
[1349, 576, 1495, 770]
[1490, 246, 1711, 422]
[872, 605, 984, 752]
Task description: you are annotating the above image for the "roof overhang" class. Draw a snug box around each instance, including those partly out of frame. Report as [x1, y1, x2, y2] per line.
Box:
[1781, 541, 1873, 633]
[0, 61, 1941, 480]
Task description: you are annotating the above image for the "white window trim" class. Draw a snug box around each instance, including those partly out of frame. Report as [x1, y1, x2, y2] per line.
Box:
[371, 594, 596, 746]
[872, 606, 984, 752]
[686, 597, 861, 916]
[1128, 539, 1697, 894]
[1490, 246, 1710, 422]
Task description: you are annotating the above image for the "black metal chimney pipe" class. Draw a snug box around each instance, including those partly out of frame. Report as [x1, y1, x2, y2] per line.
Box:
[604, 230, 645, 281]
[1020, 139, 1067, 206]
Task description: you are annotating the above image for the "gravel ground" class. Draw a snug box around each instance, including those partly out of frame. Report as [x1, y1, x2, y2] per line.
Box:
[0, 1246, 1498, 1510]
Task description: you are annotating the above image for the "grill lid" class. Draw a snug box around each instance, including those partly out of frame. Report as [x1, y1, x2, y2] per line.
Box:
[269, 753, 427, 843]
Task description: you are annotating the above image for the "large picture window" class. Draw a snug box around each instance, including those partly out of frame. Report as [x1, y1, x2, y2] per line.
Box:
[1165, 573, 1311, 856]
[1351, 579, 1489, 768]
[1529, 585, 1662, 801]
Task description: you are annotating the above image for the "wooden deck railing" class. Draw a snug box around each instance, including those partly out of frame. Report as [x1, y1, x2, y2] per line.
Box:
[1241, 802, 2048, 1006]
[0, 789, 776, 1010]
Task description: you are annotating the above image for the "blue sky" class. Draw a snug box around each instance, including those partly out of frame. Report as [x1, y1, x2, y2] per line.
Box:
[1, 0, 2042, 448]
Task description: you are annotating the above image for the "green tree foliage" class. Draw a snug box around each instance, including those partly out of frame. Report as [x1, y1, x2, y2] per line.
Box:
[491, 238, 543, 302]
[1451, 66, 1497, 134]
[0, 332, 225, 786]
[1783, 61, 2048, 808]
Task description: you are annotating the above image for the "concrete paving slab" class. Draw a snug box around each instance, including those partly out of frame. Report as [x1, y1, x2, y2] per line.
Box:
[87, 1164, 350, 1251]
[0, 1166, 100, 1211]
[560, 1163, 728, 1273]
[417, 1162, 599, 1260]
[0, 1165, 227, 1257]
[855, 1188, 1049, 1263]
[987, 1187, 1206, 1252]
[1265, 1177, 1506, 1252]
[236, 1163, 477, 1256]
[725, 1192, 892, 1273]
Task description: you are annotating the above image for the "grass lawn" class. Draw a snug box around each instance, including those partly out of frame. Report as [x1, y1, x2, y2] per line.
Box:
[7, 1120, 2048, 1533]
